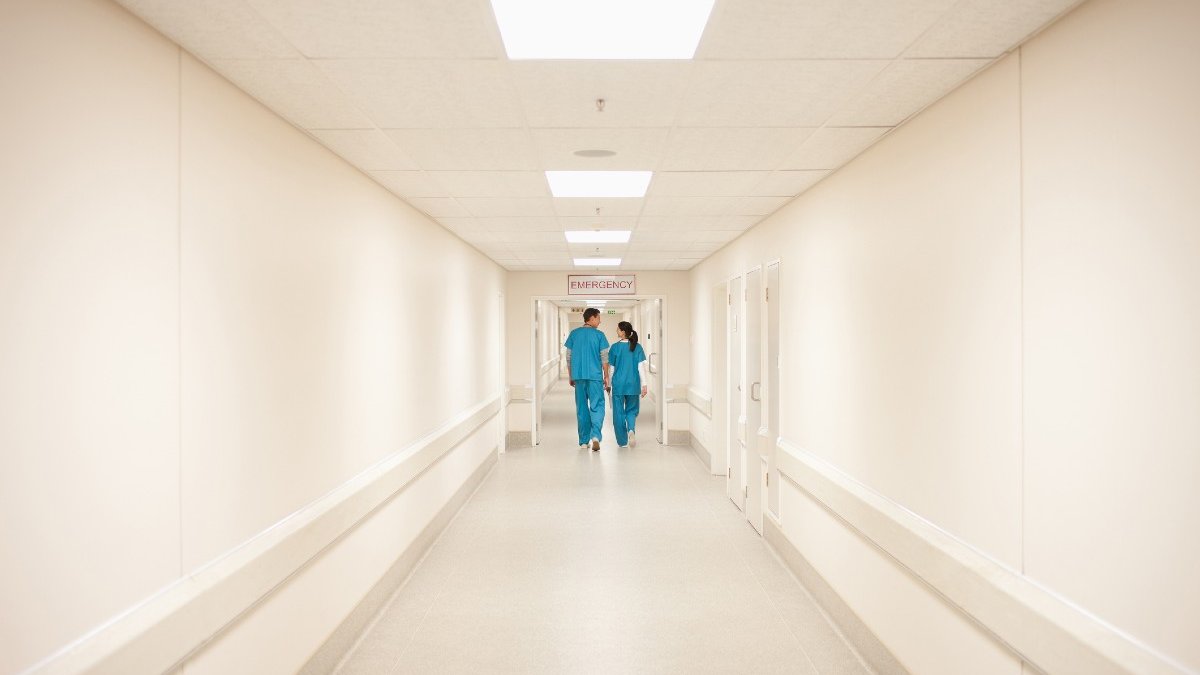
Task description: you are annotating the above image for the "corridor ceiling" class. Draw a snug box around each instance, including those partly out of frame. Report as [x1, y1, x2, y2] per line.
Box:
[118, 0, 1081, 271]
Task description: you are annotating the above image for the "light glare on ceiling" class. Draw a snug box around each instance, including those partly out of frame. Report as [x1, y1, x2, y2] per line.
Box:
[565, 230, 632, 243]
[547, 171, 651, 198]
[573, 258, 622, 266]
[490, 0, 716, 60]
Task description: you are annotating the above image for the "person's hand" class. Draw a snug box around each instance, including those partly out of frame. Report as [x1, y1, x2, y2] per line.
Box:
[605, 384, 611, 393]
[641, 385, 648, 398]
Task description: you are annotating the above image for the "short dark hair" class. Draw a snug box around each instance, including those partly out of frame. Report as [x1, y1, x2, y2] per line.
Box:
[583, 307, 601, 322]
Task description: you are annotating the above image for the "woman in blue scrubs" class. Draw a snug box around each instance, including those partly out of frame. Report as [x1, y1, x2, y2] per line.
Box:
[607, 321, 648, 448]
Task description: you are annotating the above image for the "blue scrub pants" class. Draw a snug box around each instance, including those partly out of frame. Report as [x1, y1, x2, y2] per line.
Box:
[574, 379, 606, 445]
[612, 394, 640, 447]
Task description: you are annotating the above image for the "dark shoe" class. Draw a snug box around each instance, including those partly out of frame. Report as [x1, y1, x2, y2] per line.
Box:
[591, 439, 600, 452]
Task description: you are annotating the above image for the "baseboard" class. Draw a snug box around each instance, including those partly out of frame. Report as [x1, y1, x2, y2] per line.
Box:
[764, 517, 909, 675]
[667, 429, 689, 446]
[300, 451, 498, 674]
[505, 431, 531, 448]
[688, 432, 712, 471]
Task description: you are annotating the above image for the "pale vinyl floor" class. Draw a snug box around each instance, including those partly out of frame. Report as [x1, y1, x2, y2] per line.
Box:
[334, 382, 872, 674]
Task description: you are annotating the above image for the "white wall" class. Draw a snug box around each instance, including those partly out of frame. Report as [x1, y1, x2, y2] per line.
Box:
[687, 0, 1200, 670]
[0, 0, 505, 671]
[505, 272, 691, 435]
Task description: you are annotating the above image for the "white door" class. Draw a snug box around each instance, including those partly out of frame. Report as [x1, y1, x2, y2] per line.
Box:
[653, 298, 665, 444]
[532, 300, 544, 446]
[709, 284, 727, 475]
[726, 277, 744, 510]
[744, 269, 764, 533]
[766, 263, 781, 517]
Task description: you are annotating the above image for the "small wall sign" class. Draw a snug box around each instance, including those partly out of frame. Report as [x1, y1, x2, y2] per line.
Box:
[567, 274, 636, 296]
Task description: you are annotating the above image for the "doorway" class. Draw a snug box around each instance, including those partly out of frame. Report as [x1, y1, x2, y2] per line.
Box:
[530, 296, 667, 448]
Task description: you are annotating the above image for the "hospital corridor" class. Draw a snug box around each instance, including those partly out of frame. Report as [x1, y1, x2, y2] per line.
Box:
[331, 385, 865, 674]
[3, 0, 1198, 674]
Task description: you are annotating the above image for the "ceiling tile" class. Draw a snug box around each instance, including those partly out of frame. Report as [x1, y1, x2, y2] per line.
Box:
[310, 130, 418, 170]
[430, 171, 549, 198]
[752, 171, 831, 196]
[629, 231, 684, 243]
[531, 128, 670, 170]
[697, 0, 959, 60]
[459, 198, 556, 218]
[211, 60, 373, 129]
[642, 197, 735, 217]
[511, 61, 692, 128]
[623, 258, 677, 267]
[502, 231, 569, 243]
[475, 217, 561, 231]
[557, 217, 639, 230]
[515, 244, 570, 254]
[115, 0, 301, 59]
[553, 199, 645, 218]
[678, 61, 886, 127]
[695, 230, 746, 243]
[637, 215, 761, 231]
[370, 171, 447, 197]
[387, 129, 538, 170]
[828, 59, 990, 126]
[317, 60, 523, 128]
[406, 198, 469, 218]
[780, 127, 891, 170]
[727, 196, 791, 216]
[905, 0, 1084, 58]
[245, 0, 504, 58]
[641, 196, 787, 217]
[648, 172, 768, 197]
[660, 128, 814, 171]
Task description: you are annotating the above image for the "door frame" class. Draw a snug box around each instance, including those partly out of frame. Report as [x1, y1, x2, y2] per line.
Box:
[529, 295, 669, 446]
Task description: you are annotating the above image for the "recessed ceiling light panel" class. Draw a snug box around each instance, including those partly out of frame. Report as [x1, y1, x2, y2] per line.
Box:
[547, 171, 651, 198]
[491, 0, 716, 60]
[565, 230, 631, 243]
[573, 258, 622, 266]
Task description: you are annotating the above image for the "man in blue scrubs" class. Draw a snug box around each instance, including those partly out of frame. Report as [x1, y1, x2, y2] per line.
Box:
[564, 307, 610, 451]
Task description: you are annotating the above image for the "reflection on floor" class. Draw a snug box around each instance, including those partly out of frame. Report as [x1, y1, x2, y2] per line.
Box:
[334, 386, 872, 674]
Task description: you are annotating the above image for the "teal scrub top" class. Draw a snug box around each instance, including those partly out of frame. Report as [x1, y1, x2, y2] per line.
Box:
[564, 326, 610, 381]
[608, 340, 646, 395]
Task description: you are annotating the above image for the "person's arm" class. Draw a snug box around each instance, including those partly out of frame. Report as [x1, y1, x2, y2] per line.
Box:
[600, 347, 610, 390]
[564, 339, 574, 386]
[638, 359, 649, 397]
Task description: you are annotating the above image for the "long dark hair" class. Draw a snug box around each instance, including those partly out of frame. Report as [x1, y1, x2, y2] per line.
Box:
[618, 321, 638, 352]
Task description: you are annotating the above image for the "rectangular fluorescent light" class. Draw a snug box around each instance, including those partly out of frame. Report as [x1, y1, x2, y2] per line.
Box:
[574, 258, 622, 266]
[565, 230, 631, 244]
[547, 171, 651, 198]
[491, 0, 715, 60]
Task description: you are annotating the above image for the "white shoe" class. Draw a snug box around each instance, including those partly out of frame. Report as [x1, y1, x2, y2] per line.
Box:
[618, 444, 629, 449]
[579, 443, 588, 450]
[628, 432, 636, 448]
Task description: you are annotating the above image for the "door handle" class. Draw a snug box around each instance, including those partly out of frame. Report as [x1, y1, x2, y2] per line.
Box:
[750, 382, 761, 402]
[649, 352, 659, 374]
